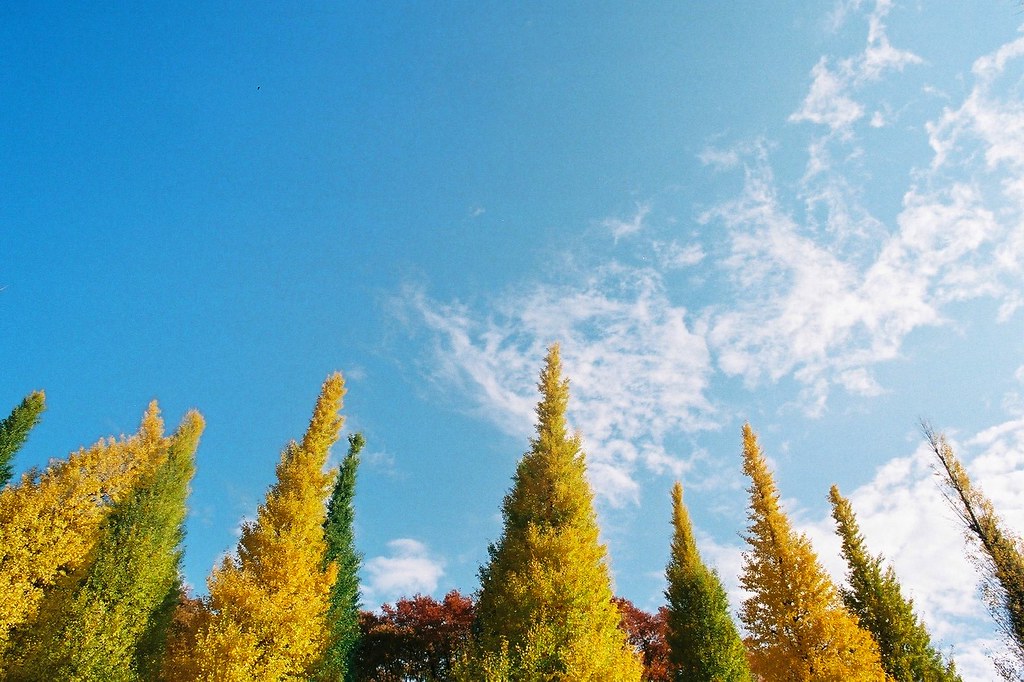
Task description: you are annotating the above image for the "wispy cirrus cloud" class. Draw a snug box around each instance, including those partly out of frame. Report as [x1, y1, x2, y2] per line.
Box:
[792, 0, 922, 137]
[702, 161, 1006, 414]
[604, 203, 651, 243]
[698, 18, 1024, 416]
[928, 32, 1024, 179]
[696, 417, 1024, 681]
[401, 264, 715, 507]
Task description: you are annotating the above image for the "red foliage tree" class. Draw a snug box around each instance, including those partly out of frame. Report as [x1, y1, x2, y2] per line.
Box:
[355, 590, 475, 681]
[613, 597, 671, 682]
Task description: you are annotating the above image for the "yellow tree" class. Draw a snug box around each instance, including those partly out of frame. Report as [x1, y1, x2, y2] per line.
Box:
[739, 423, 886, 681]
[467, 344, 643, 681]
[8, 411, 205, 681]
[925, 426, 1024, 679]
[0, 403, 169, 661]
[174, 374, 345, 681]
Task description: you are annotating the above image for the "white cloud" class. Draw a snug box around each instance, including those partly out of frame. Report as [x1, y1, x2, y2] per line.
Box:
[703, 419, 1024, 681]
[860, 0, 922, 81]
[928, 33, 1024, 173]
[604, 203, 651, 243]
[703, 166, 1015, 414]
[701, 22, 1024, 415]
[698, 146, 742, 170]
[791, 1, 921, 135]
[403, 265, 716, 507]
[364, 538, 446, 605]
[652, 240, 705, 270]
[790, 57, 866, 132]
[790, 421, 1024, 681]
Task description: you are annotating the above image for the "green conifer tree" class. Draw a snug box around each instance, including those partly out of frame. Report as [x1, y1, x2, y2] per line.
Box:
[9, 411, 204, 682]
[664, 482, 751, 682]
[467, 344, 642, 681]
[925, 426, 1024, 679]
[828, 485, 960, 682]
[0, 391, 45, 487]
[320, 432, 365, 682]
[739, 423, 886, 681]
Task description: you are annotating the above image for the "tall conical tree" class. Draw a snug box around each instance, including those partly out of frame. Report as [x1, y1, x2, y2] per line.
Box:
[0, 403, 168, 661]
[739, 423, 886, 681]
[9, 411, 205, 681]
[320, 432, 365, 682]
[0, 391, 45, 487]
[664, 481, 751, 682]
[925, 426, 1024, 679]
[828, 485, 960, 682]
[468, 344, 643, 681]
[179, 374, 345, 681]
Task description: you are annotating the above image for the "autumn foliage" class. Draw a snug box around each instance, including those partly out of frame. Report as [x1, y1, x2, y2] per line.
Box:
[739, 423, 886, 681]
[468, 344, 644, 680]
[3, 358, 1022, 679]
[166, 374, 346, 681]
[356, 591, 475, 681]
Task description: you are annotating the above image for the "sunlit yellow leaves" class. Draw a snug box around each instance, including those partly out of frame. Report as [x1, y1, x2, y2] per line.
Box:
[173, 374, 345, 681]
[0, 402, 170, 659]
[470, 345, 643, 681]
[739, 423, 886, 682]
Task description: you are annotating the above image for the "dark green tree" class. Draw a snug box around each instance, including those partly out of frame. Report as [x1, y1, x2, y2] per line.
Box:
[0, 391, 45, 487]
[664, 482, 751, 682]
[321, 432, 365, 681]
[829, 485, 960, 682]
[10, 410, 204, 681]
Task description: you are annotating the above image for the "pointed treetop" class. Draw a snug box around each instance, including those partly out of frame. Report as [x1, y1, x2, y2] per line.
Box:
[829, 485, 874, 577]
[669, 482, 700, 568]
[0, 390, 46, 487]
[301, 372, 346, 457]
[533, 343, 571, 447]
[741, 422, 782, 521]
[829, 484, 962, 682]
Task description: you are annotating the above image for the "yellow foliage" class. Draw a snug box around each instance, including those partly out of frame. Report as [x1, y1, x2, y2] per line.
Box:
[0, 402, 169, 659]
[472, 345, 642, 681]
[175, 374, 345, 681]
[739, 424, 886, 682]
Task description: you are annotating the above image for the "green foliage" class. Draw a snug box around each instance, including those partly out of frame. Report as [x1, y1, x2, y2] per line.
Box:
[321, 432, 365, 682]
[828, 485, 960, 682]
[470, 344, 642, 681]
[8, 411, 204, 682]
[0, 403, 168, 661]
[926, 426, 1024, 680]
[0, 391, 45, 487]
[664, 482, 750, 682]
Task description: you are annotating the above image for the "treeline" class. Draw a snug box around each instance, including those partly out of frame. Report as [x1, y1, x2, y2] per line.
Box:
[1, 346, 1022, 680]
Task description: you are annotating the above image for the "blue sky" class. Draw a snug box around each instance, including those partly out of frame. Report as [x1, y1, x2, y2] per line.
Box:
[4, 2, 1024, 678]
